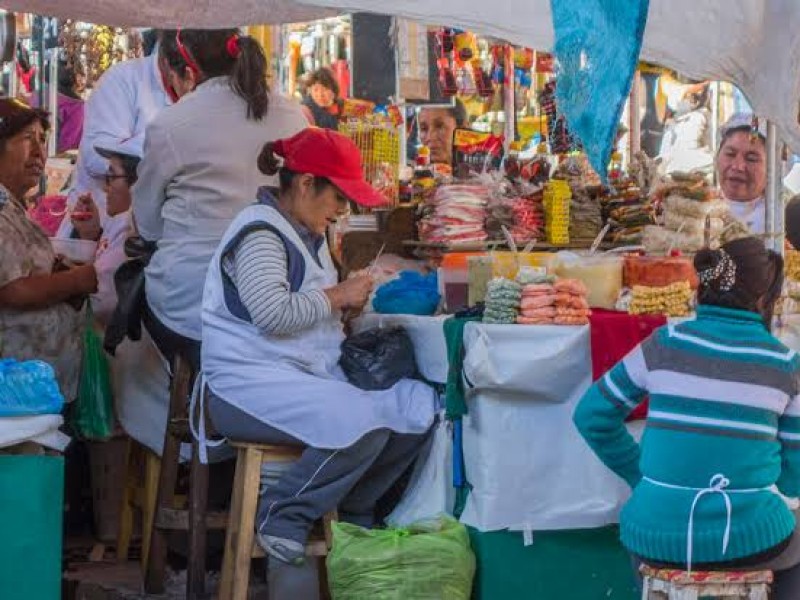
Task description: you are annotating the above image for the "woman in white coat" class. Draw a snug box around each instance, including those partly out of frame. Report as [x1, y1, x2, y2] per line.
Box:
[133, 28, 307, 369]
[201, 128, 437, 565]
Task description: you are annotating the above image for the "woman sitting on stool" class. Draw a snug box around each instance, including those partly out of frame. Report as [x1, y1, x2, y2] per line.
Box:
[201, 128, 437, 565]
[574, 237, 800, 599]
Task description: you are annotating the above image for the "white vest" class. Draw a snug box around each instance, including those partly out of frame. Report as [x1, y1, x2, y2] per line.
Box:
[201, 200, 436, 448]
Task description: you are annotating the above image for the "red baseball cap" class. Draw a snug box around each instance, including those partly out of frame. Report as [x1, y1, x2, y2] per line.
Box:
[271, 128, 389, 208]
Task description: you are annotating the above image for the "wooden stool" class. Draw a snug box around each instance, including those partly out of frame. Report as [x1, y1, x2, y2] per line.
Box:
[640, 564, 773, 599]
[218, 442, 337, 600]
[144, 353, 227, 598]
[115, 438, 161, 569]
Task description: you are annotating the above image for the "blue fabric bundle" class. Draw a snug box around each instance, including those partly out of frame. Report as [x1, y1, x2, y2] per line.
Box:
[0, 359, 64, 416]
[373, 271, 440, 316]
[551, 0, 650, 180]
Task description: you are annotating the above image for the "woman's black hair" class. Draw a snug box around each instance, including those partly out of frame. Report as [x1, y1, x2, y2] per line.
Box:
[160, 29, 269, 121]
[421, 99, 469, 128]
[694, 236, 784, 329]
[305, 67, 340, 98]
[142, 29, 161, 57]
[257, 141, 332, 194]
[57, 62, 80, 99]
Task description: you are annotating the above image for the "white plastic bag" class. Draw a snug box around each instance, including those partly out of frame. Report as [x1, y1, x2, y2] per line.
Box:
[386, 413, 454, 526]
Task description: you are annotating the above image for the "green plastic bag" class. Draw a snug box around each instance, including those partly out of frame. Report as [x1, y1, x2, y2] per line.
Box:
[327, 516, 476, 600]
[74, 307, 114, 440]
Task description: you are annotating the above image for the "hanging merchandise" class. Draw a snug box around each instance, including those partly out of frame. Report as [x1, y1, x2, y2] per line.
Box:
[453, 30, 477, 62]
[551, 0, 651, 180]
[539, 81, 581, 155]
[451, 129, 504, 177]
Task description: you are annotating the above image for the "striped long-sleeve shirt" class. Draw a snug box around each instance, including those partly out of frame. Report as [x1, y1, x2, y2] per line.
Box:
[222, 228, 331, 336]
[573, 304, 800, 566]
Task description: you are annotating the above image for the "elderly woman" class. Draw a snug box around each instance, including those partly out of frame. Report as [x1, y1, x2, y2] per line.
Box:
[0, 99, 97, 400]
[717, 113, 768, 233]
[574, 237, 800, 599]
[300, 67, 343, 130]
[201, 128, 437, 565]
[418, 99, 468, 165]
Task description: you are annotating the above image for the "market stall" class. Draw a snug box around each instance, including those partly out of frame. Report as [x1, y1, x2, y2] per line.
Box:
[1, 2, 799, 599]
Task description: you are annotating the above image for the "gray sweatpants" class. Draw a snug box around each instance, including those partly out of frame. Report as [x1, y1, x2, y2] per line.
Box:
[208, 393, 432, 544]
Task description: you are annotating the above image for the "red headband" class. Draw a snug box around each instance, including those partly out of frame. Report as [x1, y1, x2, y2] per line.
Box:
[226, 34, 241, 59]
[175, 29, 201, 75]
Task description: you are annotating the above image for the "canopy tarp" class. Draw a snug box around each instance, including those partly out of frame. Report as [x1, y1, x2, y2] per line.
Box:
[3, 0, 799, 152]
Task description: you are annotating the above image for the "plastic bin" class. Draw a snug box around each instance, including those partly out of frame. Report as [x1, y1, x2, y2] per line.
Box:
[0, 454, 64, 600]
[441, 252, 485, 312]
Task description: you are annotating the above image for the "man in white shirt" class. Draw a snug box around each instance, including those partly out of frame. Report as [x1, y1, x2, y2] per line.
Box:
[716, 113, 768, 234]
[57, 35, 170, 321]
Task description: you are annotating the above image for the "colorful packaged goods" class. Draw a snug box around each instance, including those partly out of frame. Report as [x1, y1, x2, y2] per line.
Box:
[543, 179, 571, 245]
[553, 253, 623, 310]
[628, 281, 693, 317]
[623, 255, 698, 289]
[482, 277, 523, 324]
[452, 129, 504, 178]
[418, 184, 489, 246]
[516, 277, 590, 325]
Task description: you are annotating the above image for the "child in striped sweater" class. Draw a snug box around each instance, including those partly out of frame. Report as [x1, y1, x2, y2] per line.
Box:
[574, 237, 800, 598]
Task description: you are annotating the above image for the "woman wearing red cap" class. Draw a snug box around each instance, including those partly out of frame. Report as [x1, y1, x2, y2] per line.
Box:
[200, 128, 437, 566]
[132, 28, 307, 369]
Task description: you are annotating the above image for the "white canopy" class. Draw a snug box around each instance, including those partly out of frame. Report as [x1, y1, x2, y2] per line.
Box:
[3, 0, 799, 151]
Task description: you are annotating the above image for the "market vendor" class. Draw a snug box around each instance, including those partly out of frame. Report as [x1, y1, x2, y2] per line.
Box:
[0, 99, 97, 400]
[574, 237, 800, 599]
[132, 28, 307, 369]
[300, 67, 343, 130]
[418, 99, 468, 165]
[717, 113, 768, 233]
[201, 128, 437, 565]
[57, 30, 170, 323]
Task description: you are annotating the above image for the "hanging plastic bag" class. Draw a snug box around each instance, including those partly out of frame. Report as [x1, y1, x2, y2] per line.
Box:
[339, 326, 418, 391]
[386, 414, 454, 527]
[0, 359, 64, 416]
[327, 516, 476, 600]
[74, 308, 114, 440]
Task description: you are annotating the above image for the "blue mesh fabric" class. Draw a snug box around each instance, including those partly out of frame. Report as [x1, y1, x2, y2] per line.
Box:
[551, 0, 650, 181]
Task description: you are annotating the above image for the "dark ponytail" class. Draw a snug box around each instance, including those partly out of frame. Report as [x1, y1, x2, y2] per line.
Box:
[694, 236, 784, 328]
[160, 28, 269, 121]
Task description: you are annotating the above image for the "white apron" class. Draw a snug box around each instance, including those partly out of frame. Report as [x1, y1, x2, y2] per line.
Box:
[201, 200, 436, 450]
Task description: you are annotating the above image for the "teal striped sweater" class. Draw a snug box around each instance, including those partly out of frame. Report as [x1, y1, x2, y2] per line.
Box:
[574, 305, 800, 565]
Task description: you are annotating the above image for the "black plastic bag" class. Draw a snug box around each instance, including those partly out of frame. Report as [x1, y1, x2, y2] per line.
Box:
[340, 326, 419, 391]
[103, 237, 156, 356]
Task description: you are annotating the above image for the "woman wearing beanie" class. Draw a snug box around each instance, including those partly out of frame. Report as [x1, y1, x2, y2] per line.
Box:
[574, 237, 800, 598]
[200, 128, 437, 567]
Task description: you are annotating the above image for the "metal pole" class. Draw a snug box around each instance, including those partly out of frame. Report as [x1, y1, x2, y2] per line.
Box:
[628, 69, 641, 160]
[765, 120, 783, 253]
[503, 44, 515, 151]
[47, 48, 58, 157]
